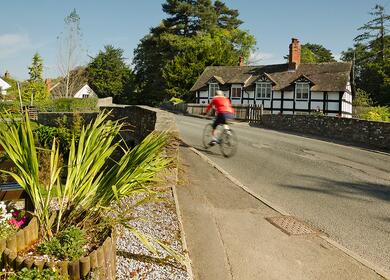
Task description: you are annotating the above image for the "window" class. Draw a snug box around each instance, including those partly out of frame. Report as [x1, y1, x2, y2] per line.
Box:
[255, 83, 272, 99]
[295, 83, 309, 100]
[209, 83, 219, 97]
[231, 86, 242, 99]
[82, 94, 88, 98]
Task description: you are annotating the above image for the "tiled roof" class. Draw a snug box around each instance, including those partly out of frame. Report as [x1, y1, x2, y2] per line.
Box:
[190, 62, 352, 92]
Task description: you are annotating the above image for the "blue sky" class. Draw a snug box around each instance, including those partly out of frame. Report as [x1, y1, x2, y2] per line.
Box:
[0, 0, 388, 80]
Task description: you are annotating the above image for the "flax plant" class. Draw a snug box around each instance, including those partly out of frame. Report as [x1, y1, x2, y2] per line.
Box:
[0, 111, 170, 239]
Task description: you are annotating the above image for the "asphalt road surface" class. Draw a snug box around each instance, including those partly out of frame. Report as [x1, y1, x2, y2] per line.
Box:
[175, 114, 390, 275]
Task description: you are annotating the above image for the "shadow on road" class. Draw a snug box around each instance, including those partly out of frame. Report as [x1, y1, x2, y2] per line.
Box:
[277, 175, 390, 203]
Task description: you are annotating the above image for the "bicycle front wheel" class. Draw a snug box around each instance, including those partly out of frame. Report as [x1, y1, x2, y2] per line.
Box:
[202, 124, 213, 149]
[219, 129, 238, 157]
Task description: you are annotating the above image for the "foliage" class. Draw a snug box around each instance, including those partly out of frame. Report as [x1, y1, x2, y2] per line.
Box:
[35, 98, 98, 112]
[0, 101, 21, 114]
[22, 81, 50, 102]
[23, 53, 50, 102]
[342, 5, 390, 105]
[353, 88, 373, 106]
[28, 53, 44, 81]
[34, 125, 72, 155]
[133, 0, 255, 104]
[361, 106, 390, 121]
[37, 226, 87, 261]
[161, 29, 255, 101]
[169, 97, 185, 104]
[87, 45, 135, 103]
[0, 111, 170, 240]
[6, 267, 66, 280]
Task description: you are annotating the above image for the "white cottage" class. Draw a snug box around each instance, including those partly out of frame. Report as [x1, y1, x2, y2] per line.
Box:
[73, 84, 97, 99]
[191, 38, 353, 118]
[0, 77, 11, 97]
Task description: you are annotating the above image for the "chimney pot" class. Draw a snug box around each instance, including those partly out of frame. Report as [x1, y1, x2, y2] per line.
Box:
[238, 55, 245, 66]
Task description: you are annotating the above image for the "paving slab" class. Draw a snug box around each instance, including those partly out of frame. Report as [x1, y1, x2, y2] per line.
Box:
[176, 146, 385, 280]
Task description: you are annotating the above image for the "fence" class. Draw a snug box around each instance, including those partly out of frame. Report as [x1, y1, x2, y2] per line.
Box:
[166, 103, 265, 122]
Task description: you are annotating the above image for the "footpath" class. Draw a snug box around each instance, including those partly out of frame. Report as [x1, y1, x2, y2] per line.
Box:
[175, 145, 387, 280]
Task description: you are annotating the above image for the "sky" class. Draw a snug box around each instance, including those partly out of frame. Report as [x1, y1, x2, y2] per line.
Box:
[0, 0, 388, 80]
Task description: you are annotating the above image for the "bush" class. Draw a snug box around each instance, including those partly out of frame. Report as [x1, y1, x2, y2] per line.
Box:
[0, 101, 21, 115]
[35, 98, 98, 112]
[34, 125, 72, 155]
[361, 106, 390, 122]
[169, 97, 184, 104]
[6, 267, 66, 280]
[37, 226, 87, 261]
[353, 88, 373, 107]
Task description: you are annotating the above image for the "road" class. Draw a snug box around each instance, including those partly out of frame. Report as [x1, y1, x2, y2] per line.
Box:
[175, 114, 390, 275]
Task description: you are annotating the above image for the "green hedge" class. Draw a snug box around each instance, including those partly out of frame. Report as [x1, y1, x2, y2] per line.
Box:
[35, 98, 98, 112]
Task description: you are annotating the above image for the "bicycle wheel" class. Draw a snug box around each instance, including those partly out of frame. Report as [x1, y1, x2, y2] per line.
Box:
[202, 124, 213, 149]
[219, 128, 238, 157]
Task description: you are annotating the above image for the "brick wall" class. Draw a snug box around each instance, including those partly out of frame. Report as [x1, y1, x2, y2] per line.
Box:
[259, 115, 390, 150]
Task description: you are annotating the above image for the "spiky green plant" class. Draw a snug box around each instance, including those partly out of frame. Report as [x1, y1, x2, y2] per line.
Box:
[0, 111, 170, 239]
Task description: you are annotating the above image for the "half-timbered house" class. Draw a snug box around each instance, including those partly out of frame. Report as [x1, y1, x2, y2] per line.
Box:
[190, 38, 353, 118]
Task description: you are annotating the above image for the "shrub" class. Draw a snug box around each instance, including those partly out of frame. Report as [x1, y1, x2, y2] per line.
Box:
[35, 98, 98, 112]
[6, 267, 66, 280]
[361, 106, 390, 122]
[34, 125, 72, 155]
[169, 97, 184, 104]
[353, 88, 374, 107]
[37, 226, 87, 261]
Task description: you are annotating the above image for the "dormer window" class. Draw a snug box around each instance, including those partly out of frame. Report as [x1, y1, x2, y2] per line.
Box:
[231, 84, 242, 99]
[209, 83, 219, 97]
[295, 82, 309, 100]
[255, 82, 272, 99]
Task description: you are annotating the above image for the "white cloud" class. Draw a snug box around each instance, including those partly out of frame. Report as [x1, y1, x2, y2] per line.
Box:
[248, 50, 278, 65]
[0, 33, 31, 59]
[333, 52, 342, 61]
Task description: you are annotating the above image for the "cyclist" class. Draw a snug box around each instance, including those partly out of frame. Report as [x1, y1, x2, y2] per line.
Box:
[203, 90, 235, 145]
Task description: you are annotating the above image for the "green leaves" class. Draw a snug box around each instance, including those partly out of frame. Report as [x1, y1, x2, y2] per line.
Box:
[87, 45, 135, 103]
[0, 111, 170, 239]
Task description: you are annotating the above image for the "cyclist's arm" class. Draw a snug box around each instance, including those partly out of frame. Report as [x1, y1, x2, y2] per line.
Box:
[205, 101, 213, 114]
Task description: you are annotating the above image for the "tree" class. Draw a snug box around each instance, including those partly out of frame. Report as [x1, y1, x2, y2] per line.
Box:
[342, 4, 390, 105]
[57, 9, 83, 98]
[23, 53, 49, 102]
[354, 4, 390, 63]
[87, 45, 135, 103]
[133, 0, 255, 104]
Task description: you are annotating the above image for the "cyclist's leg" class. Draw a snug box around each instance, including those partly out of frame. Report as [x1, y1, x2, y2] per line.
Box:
[211, 114, 224, 144]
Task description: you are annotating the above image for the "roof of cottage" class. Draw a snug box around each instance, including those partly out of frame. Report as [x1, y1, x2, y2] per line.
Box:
[190, 62, 352, 92]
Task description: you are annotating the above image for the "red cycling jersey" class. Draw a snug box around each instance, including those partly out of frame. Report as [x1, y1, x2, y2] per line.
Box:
[205, 96, 235, 114]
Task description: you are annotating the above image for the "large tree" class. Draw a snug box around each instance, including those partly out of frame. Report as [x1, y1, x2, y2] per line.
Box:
[342, 4, 390, 105]
[133, 0, 255, 104]
[87, 45, 135, 103]
[23, 53, 49, 102]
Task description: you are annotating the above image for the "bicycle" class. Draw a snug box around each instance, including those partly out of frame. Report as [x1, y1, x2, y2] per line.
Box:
[202, 122, 238, 157]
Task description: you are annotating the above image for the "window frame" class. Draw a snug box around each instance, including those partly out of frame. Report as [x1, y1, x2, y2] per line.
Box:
[209, 83, 219, 98]
[231, 84, 242, 99]
[295, 82, 310, 100]
[255, 82, 272, 99]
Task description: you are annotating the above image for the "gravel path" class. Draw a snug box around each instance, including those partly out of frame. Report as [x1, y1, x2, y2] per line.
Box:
[115, 153, 191, 280]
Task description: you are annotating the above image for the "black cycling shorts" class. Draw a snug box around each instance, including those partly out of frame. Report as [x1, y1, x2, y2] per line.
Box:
[212, 113, 234, 129]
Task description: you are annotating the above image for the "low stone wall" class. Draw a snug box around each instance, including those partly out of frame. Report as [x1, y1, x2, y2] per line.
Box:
[259, 115, 390, 150]
[37, 106, 177, 145]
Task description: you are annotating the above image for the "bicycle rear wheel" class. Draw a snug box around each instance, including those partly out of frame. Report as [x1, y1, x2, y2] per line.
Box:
[219, 128, 237, 157]
[202, 124, 213, 149]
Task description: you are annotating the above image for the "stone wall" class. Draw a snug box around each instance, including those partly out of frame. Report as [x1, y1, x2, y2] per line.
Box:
[259, 115, 390, 150]
[37, 106, 176, 144]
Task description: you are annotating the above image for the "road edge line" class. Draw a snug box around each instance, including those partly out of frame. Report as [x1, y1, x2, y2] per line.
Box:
[188, 146, 390, 280]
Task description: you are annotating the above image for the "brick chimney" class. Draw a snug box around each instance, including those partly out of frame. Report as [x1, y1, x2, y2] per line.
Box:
[238, 55, 245, 66]
[4, 70, 10, 79]
[289, 38, 301, 70]
[45, 79, 52, 91]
